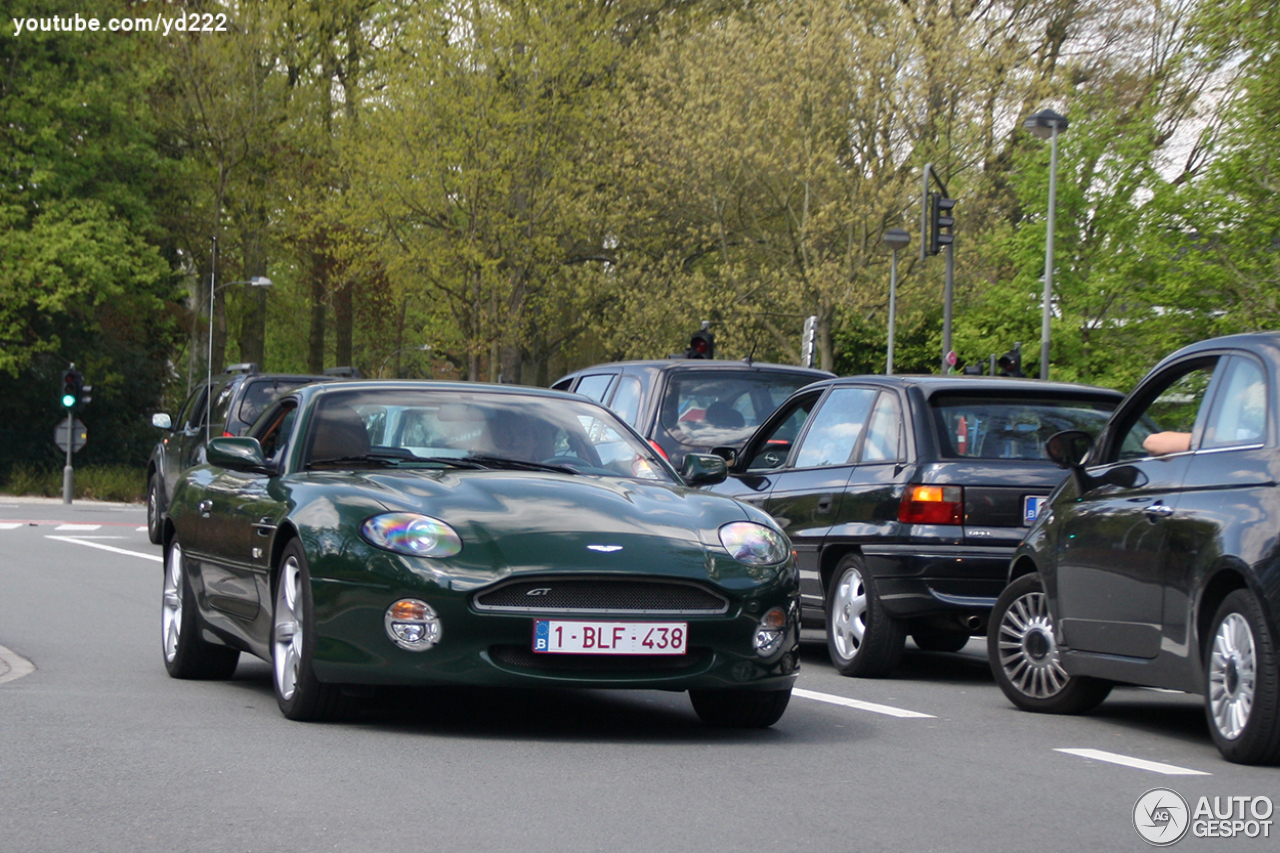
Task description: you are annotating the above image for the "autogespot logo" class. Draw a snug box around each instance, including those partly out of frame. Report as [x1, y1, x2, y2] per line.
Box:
[1134, 788, 1191, 846]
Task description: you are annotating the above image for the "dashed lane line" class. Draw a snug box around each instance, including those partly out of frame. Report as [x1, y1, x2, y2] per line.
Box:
[54, 524, 101, 531]
[1055, 748, 1210, 776]
[794, 687, 936, 719]
[0, 644, 36, 685]
[44, 535, 163, 563]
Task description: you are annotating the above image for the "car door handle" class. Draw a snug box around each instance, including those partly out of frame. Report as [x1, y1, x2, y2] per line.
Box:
[1144, 502, 1174, 519]
[198, 499, 213, 518]
[816, 494, 834, 514]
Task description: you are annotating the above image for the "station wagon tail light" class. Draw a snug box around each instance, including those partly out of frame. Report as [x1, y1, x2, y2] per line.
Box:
[385, 599, 441, 651]
[719, 522, 789, 566]
[649, 440, 669, 461]
[361, 513, 463, 558]
[898, 485, 964, 525]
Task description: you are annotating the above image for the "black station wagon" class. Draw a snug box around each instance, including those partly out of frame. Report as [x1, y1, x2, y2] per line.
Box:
[552, 359, 832, 470]
[990, 332, 1280, 764]
[706, 374, 1123, 678]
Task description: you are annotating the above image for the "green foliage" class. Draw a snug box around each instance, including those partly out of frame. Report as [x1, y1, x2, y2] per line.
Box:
[2, 464, 145, 503]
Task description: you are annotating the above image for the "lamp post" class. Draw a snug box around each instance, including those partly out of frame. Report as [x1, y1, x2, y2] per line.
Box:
[207, 274, 273, 442]
[882, 228, 911, 375]
[1024, 108, 1069, 380]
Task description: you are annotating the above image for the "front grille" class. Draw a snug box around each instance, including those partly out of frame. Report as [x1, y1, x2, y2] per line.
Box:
[488, 645, 711, 673]
[472, 578, 729, 615]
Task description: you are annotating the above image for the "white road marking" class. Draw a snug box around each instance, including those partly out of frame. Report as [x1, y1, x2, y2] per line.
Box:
[794, 687, 936, 719]
[1055, 748, 1210, 776]
[0, 644, 36, 685]
[45, 535, 163, 563]
[0, 523, 22, 530]
[136, 526, 148, 532]
[54, 523, 101, 531]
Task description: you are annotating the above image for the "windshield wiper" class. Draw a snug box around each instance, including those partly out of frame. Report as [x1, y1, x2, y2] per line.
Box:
[307, 452, 491, 471]
[465, 455, 578, 474]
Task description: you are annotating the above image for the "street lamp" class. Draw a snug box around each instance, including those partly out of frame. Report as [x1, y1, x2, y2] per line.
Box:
[1024, 108, 1069, 380]
[882, 228, 911, 375]
[207, 275, 272, 442]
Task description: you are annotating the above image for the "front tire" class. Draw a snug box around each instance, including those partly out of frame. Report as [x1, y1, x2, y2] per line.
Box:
[1205, 590, 1280, 764]
[690, 688, 791, 728]
[826, 554, 905, 677]
[272, 540, 350, 722]
[988, 573, 1110, 714]
[146, 474, 164, 545]
[162, 539, 240, 679]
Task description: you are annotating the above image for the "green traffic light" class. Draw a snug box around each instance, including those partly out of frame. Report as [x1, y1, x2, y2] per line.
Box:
[61, 394, 76, 408]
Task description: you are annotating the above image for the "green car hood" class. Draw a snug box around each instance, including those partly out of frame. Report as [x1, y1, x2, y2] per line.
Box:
[301, 470, 765, 586]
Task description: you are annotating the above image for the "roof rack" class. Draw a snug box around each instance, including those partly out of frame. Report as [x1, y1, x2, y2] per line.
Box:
[222, 363, 259, 374]
[323, 366, 362, 378]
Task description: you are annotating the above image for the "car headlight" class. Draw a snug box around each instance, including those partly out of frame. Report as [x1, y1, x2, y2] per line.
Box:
[360, 513, 463, 558]
[719, 521, 788, 566]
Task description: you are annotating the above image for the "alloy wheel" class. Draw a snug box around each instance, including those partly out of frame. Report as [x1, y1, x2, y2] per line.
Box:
[830, 565, 867, 661]
[995, 588, 1069, 699]
[162, 542, 183, 663]
[273, 555, 304, 702]
[1208, 612, 1257, 741]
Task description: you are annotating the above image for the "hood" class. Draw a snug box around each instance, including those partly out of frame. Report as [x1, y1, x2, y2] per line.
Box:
[299, 469, 760, 585]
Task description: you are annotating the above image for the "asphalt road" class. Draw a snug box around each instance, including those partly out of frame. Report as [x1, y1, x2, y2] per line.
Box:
[1, 496, 1275, 853]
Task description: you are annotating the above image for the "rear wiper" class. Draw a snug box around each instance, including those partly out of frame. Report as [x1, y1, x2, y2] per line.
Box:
[465, 455, 578, 474]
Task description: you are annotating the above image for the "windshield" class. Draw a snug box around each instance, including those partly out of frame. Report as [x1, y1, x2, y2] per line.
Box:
[660, 370, 820, 447]
[931, 394, 1117, 460]
[303, 388, 675, 482]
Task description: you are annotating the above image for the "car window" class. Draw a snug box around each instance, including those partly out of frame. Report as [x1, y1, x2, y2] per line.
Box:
[661, 370, 821, 447]
[932, 394, 1117, 460]
[1111, 359, 1219, 462]
[860, 392, 902, 463]
[236, 378, 323, 429]
[256, 401, 298, 463]
[793, 387, 878, 468]
[574, 373, 616, 403]
[177, 387, 207, 431]
[1202, 356, 1266, 449]
[208, 380, 237, 433]
[744, 395, 820, 471]
[610, 376, 644, 426]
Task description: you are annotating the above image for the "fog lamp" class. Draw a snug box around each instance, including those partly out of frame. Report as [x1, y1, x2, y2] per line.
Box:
[753, 606, 787, 657]
[385, 598, 441, 651]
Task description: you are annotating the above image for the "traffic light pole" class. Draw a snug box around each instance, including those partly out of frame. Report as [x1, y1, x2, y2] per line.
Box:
[942, 243, 955, 374]
[62, 407, 74, 504]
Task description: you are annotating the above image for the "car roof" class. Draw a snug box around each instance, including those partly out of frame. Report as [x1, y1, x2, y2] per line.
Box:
[806, 374, 1125, 399]
[559, 359, 834, 377]
[1153, 331, 1280, 365]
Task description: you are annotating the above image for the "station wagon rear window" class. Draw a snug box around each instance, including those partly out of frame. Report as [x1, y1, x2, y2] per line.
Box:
[930, 394, 1116, 460]
[661, 371, 821, 445]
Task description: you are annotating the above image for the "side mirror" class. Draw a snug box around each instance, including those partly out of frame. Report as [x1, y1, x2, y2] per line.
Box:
[682, 453, 728, 486]
[1044, 430, 1092, 469]
[152, 413, 173, 430]
[206, 437, 271, 473]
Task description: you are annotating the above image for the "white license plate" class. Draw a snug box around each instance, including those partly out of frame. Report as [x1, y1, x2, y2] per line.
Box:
[533, 620, 687, 655]
[1024, 495, 1048, 525]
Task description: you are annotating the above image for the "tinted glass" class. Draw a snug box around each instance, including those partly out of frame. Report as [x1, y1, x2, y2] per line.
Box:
[745, 395, 820, 471]
[306, 389, 674, 482]
[860, 392, 902, 463]
[574, 374, 616, 403]
[661, 370, 820, 447]
[1113, 361, 1217, 461]
[610, 376, 644, 426]
[1202, 356, 1266, 449]
[793, 387, 878, 468]
[208, 380, 237, 432]
[236, 378, 324, 429]
[932, 394, 1116, 460]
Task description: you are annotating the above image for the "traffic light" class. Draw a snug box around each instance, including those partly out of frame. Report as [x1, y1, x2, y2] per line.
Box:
[685, 323, 715, 359]
[929, 193, 956, 255]
[60, 368, 83, 409]
[997, 344, 1025, 377]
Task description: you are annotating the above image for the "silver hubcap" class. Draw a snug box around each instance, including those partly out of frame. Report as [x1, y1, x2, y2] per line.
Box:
[162, 542, 183, 662]
[996, 589, 1069, 698]
[830, 566, 867, 662]
[1208, 612, 1256, 740]
[273, 556, 304, 702]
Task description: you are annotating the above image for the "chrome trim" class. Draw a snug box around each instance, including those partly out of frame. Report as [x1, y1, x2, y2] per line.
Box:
[471, 576, 730, 616]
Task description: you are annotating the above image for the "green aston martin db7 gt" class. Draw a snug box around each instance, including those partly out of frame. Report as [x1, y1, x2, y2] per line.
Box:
[161, 381, 800, 726]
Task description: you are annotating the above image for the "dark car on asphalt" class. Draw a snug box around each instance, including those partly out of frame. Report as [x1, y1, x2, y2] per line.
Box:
[160, 381, 799, 727]
[704, 374, 1124, 678]
[146, 364, 342, 543]
[552, 359, 833, 470]
[990, 331, 1280, 765]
